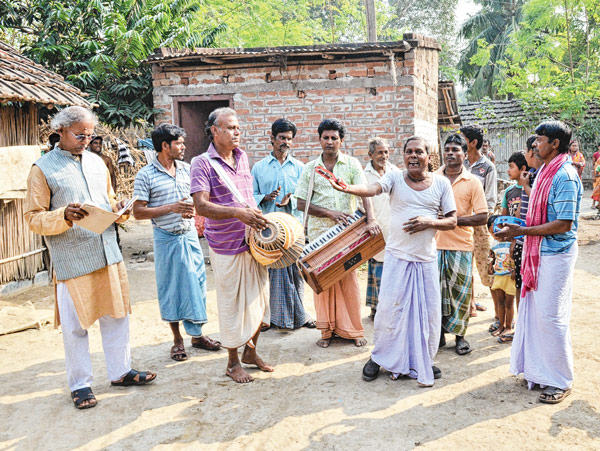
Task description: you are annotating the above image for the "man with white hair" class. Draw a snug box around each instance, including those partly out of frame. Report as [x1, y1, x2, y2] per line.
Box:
[24, 106, 156, 410]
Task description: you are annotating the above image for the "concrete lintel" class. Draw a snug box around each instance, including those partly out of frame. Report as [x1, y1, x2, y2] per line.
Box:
[156, 75, 415, 97]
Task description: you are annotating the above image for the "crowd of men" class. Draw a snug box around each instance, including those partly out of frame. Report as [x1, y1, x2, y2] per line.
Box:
[25, 105, 581, 409]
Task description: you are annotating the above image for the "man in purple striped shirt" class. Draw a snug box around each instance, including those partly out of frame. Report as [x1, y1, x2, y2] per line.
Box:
[191, 107, 273, 384]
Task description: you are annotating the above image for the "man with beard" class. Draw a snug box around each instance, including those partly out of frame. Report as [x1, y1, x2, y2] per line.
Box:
[133, 124, 221, 361]
[362, 137, 399, 320]
[435, 134, 488, 355]
[251, 118, 315, 330]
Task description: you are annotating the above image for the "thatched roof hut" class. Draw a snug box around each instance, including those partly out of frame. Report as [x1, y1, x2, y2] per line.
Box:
[0, 41, 89, 293]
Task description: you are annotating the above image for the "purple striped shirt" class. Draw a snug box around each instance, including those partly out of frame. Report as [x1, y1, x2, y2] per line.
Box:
[190, 143, 256, 255]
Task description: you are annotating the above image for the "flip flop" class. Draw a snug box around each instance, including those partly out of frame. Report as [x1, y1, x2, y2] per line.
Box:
[488, 320, 500, 333]
[497, 333, 514, 343]
[539, 386, 572, 404]
[475, 303, 487, 311]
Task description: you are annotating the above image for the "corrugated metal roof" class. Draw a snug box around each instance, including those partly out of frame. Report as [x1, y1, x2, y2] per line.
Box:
[146, 40, 414, 64]
[0, 41, 90, 106]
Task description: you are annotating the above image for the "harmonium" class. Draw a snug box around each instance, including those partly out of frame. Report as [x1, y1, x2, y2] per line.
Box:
[298, 210, 385, 294]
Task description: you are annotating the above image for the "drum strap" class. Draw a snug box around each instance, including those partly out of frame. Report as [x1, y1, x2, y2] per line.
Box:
[201, 153, 249, 207]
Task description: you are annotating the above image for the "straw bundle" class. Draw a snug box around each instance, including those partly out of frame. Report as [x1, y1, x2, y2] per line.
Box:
[247, 212, 305, 269]
[0, 199, 45, 285]
[0, 103, 38, 147]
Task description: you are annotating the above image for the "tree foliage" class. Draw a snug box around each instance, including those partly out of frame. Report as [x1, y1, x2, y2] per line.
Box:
[0, 0, 224, 127]
[458, 0, 525, 100]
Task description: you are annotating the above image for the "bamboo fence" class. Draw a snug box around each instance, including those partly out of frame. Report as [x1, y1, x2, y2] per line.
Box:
[0, 103, 38, 147]
[0, 199, 45, 285]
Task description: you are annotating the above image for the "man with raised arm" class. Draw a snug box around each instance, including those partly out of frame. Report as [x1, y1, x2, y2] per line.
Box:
[190, 107, 273, 384]
[329, 136, 457, 387]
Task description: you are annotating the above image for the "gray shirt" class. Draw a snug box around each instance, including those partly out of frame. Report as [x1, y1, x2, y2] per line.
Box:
[464, 154, 497, 212]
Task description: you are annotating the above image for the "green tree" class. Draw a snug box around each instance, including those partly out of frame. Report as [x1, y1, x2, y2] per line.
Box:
[458, 0, 524, 99]
[0, 0, 224, 127]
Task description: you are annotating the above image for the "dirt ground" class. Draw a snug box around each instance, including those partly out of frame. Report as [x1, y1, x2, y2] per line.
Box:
[1, 218, 599, 450]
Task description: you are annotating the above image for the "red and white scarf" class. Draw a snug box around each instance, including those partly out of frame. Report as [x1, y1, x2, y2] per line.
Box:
[521, 153, 569, 295]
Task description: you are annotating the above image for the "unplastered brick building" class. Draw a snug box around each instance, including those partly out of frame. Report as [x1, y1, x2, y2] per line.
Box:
[147, 34, 440, 166]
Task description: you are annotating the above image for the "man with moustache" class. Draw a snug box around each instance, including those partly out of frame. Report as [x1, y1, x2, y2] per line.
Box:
[191, 107, 273, 384]
[435, 134, 488, 355]
[328, 136, 457, 386]
[251, 118, 315, 330]
[362, 137, 399, 320]
[133, 124, 221, 362]
[295, 119, 379, 348]
[24, 106, 155, 410]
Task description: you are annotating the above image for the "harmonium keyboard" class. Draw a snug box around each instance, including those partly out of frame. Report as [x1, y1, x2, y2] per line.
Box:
[298, 210, 385, 294]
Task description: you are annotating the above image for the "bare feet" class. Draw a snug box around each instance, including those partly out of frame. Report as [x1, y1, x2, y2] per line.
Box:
[241, 347, 274, 372]
[492, 326, 505, 337]
[354, 337, 367, 347]
[226, 363, 254, 383]
[316, 338, 331, 348]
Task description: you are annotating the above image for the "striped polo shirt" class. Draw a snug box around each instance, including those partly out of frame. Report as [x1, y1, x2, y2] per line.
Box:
[133, 158, 194, 233]
[190, 143, 256, 255]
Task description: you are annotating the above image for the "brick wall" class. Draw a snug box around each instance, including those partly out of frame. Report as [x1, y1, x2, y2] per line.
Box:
[152, 36, 439, 168]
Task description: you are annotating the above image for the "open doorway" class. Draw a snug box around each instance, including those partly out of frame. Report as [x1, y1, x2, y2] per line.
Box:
[173, 96, 232, 163]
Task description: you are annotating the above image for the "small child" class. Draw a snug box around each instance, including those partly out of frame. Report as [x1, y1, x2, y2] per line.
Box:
[487, 215, 516, 343]
[501, 151, 530, 311]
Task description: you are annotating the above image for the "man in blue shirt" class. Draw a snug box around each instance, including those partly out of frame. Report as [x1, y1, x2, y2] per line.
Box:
[497, 120, 582, 405]
[251, 119, 315, 330]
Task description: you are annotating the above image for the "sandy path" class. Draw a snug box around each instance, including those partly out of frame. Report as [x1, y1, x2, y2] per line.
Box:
[1, 219, 599, 450]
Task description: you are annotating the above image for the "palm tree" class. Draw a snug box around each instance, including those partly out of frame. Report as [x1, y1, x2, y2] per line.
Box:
[458, 0, 524, 100]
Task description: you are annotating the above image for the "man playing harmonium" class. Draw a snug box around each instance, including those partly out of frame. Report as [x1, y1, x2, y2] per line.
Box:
[295, 119, 379, 348]
[329, 136, 457, 387]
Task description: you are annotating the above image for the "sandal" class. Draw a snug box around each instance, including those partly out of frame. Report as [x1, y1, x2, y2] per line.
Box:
[111, 369, 156, 386]
[488, 320, 500, 333]
[170, 344, 187, 361]
[475, 303, 487, 311]
[303, 320, 317, 329]
[455, 337, 472, 355]
[191, 335, 221, 351]
[539, 386, 571, 404]
[71, 387, 97, 410]
[497, 333, 514, 343]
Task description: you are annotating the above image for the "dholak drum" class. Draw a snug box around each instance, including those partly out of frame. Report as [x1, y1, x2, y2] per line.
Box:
[247, 212, 305, 269]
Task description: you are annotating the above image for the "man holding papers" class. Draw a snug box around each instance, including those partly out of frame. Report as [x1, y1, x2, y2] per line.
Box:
[133, 124, 221, 361]
[24, 106, 156, 410]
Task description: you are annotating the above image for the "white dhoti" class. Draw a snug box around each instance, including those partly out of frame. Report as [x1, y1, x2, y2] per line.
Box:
[371, 255, 441, 386]
[57, 283, 131, 391]
[209, 249, 270, 349]
[510, 244, 577, 390]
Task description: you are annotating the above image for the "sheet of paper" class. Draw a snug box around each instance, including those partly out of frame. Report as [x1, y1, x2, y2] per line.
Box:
[76, 196, 137, 234]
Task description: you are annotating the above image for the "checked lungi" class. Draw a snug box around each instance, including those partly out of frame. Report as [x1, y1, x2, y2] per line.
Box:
[268, 264, 308, 329]
[366, 259, 383, 308]
[438, 250, 473, 337]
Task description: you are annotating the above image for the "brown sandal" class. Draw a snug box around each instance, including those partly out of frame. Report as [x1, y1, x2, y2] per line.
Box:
[170, 344, 187, 361]
[191, 335, 221, 351]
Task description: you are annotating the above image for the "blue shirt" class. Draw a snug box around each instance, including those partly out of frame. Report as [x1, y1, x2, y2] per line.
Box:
[540, 163, 582, 255]
[133, 158, 194, 233]
[251, 152, 305, 221]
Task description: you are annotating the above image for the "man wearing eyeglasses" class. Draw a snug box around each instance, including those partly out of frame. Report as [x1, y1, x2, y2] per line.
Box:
[24, 106, 156, 410]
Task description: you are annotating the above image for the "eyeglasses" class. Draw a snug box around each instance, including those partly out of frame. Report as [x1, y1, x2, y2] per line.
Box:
[68, 130, 96, 142]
